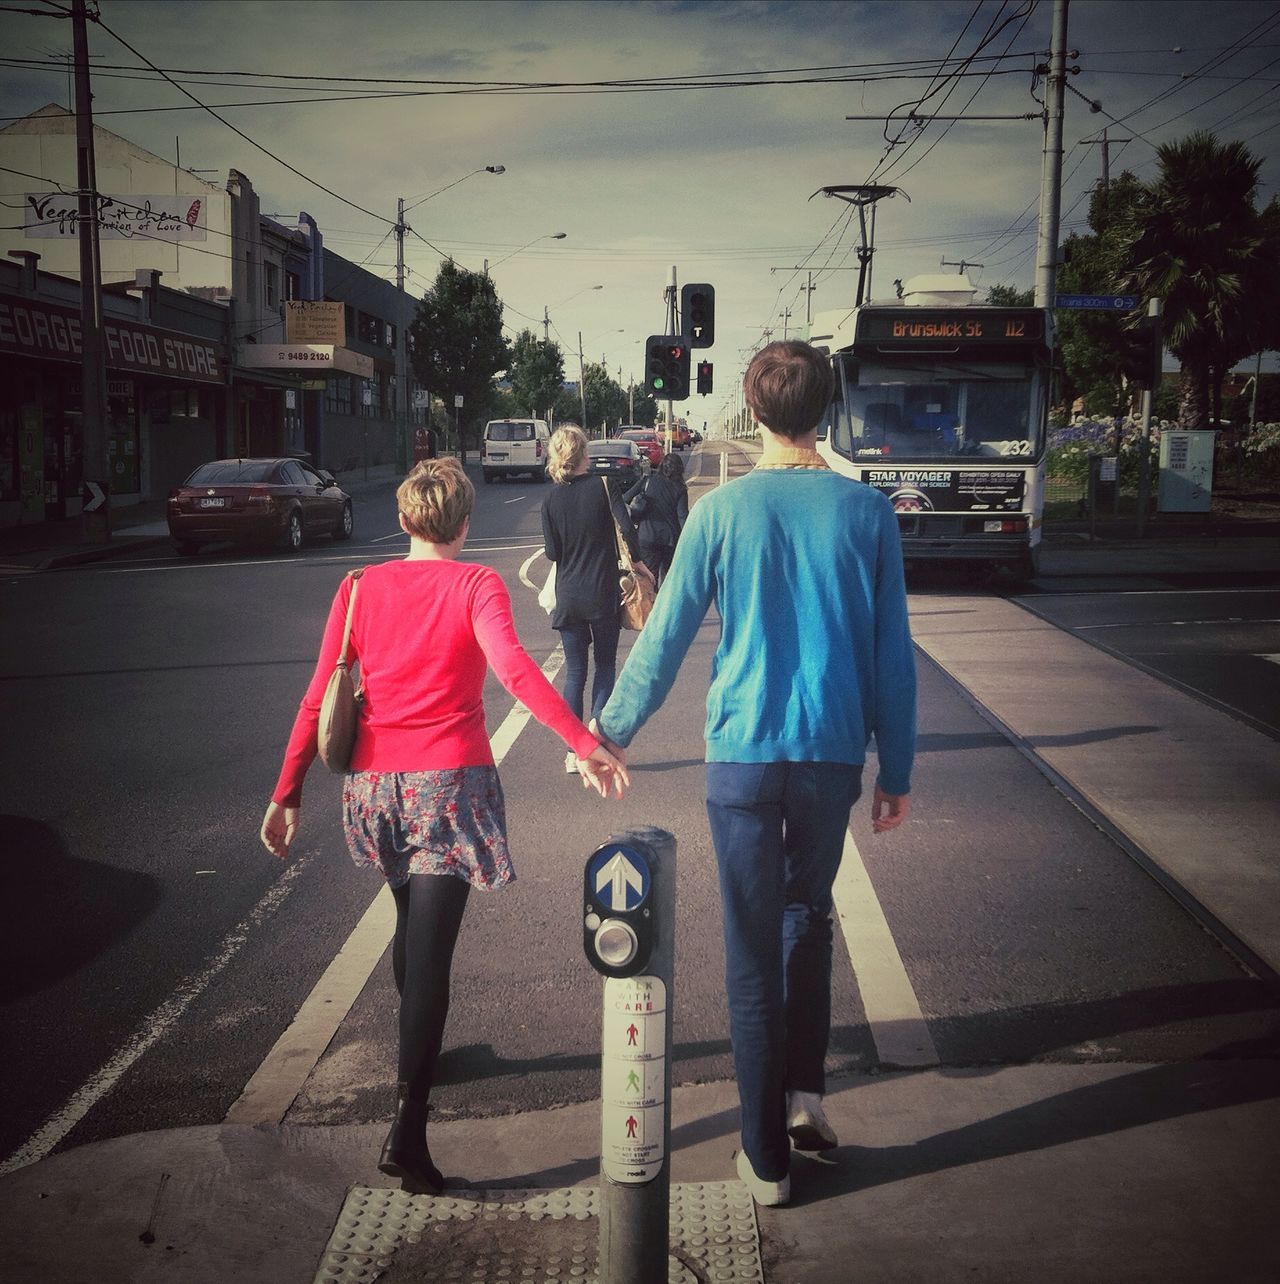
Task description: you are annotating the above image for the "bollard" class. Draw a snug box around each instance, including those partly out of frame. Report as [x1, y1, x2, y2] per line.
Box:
[583, 827, 676, 1284]
[719, 451, 728, 487]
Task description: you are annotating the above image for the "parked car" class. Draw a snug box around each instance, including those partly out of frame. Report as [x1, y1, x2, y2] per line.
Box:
[587, 439, 649, 489]
[167, 457, 353, 555]
[617, 429, 665, 470]
[482, 418, 551, 483]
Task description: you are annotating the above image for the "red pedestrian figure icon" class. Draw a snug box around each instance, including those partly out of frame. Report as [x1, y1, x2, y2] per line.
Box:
[626, 1023, 639, 1046]
[626, 1115, 638, 1139]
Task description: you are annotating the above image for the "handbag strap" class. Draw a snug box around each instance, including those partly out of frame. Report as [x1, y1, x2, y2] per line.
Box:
[603, 477, 633, 571]
[337, 568, 364, 670]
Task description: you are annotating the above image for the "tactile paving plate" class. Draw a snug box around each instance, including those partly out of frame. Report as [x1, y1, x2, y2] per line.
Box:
[314, 1182, 763, 1283]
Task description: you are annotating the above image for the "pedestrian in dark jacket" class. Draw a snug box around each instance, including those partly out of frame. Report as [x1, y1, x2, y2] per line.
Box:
[541, 425, 653, 773]
[623, 452, 688, 587]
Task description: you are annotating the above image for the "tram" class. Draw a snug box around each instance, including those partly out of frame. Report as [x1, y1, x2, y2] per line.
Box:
[810, 275, 1052, 580]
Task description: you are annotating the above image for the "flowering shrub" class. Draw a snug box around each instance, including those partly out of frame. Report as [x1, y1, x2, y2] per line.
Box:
[1046, 416, 1168, 487]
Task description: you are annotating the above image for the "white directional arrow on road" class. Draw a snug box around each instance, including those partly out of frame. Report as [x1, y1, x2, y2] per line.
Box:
[595, 851, 644, 911]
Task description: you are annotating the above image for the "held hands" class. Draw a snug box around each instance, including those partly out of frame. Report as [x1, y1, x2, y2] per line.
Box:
[260, 801, 300, 859]
[578, 743, 630, 799]
[871, 785, 910, 833]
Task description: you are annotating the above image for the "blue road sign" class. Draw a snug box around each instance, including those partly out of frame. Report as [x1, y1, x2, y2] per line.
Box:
[588, 843, 651, 913]
[1054, 294, 1139, 311]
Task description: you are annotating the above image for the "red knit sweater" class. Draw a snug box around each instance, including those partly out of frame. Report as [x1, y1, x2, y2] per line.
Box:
[272, 558, 600, 806]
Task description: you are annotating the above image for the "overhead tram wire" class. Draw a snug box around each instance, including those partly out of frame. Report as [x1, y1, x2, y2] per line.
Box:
[84, 10, 394, 227]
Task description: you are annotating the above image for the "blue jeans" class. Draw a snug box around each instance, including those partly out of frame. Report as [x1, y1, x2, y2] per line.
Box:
[558, 614, 621, 725]
[705, 760, 864, 1181]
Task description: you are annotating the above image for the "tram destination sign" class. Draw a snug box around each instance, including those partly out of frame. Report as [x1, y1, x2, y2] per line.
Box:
[857, 309, 1045, 344]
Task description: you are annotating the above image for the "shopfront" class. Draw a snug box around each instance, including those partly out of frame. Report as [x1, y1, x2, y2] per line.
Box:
[0, 280, 228, 525]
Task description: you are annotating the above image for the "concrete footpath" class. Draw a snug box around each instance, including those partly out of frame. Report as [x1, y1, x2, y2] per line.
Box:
[2, 453, 1279, 1281]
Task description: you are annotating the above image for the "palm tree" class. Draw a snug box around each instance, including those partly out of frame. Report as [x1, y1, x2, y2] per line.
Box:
[1108, 132, 1275, 427]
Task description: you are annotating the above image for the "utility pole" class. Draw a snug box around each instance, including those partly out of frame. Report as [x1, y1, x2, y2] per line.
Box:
[664, 265, 678, 453]
[941, 258, 984, 275]
[73, 0, 109, 542]
[1082, 125, 1131, 197]
[780, 307, 792, 341]
[543, 305, 551, 343]
[1034, 0, 1069, 309]
[1135, 297, 1163, 539]
[578, 331, 588, 434]
[394, 196, 410, 474]
[801, 271, 815, 325]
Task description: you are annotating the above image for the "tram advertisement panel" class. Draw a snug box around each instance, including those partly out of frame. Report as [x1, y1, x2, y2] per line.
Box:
[862, 468, 1025, 513]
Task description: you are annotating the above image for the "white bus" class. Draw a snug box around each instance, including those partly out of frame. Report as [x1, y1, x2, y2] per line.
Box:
[810, 277, 1052, 580]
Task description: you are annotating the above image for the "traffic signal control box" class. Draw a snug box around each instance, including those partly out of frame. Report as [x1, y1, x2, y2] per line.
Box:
[646, 336, 691, 400]
[696, 361, 713, 395]
[681, 283, 715, 349]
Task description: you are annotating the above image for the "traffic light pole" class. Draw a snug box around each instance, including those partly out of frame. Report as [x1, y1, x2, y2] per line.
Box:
[665, 265, 677, 453]
[1135, 297, 1163, 539]
[395, 197, 409, 475]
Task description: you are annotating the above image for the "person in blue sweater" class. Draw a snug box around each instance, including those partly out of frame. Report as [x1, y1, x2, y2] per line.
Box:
[595, 340, 916, 1208]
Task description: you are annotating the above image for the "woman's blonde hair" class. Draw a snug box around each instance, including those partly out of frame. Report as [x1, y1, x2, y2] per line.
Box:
[548, 424, 587, 484]
[396, 456, 474, 542]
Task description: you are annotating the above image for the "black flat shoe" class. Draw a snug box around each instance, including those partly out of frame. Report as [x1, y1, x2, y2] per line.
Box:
[378, 1091, 444, 1193]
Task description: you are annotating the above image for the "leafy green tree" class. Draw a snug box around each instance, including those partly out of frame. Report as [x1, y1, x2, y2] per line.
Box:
[409, 261, 507, 456]
[581, 361, 628, 433]
[629, 388, 658, 428]
[506, 329, 565, 418]
[985, 284, 1034, 307]
[1107, 132, 1277, 427]
[1053, 174, 1146, 417]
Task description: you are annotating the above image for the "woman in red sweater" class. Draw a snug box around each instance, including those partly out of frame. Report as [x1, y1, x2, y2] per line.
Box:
[260, 458, 627, 1191]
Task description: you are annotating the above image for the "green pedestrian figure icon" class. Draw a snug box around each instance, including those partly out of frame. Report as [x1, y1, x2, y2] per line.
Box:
[626, 1069, 641, 1093]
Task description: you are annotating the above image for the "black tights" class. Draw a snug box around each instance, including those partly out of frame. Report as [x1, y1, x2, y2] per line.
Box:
[390, 873, 470, 1100]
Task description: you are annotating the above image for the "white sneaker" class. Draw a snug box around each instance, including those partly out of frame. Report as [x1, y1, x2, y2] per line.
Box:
[735, 1147, 790, 1207]
[564, 751, 579, 775]
[787, 1090, 838, 1152]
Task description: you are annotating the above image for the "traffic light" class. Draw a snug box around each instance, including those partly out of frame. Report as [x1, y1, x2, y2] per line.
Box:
[696, 360, 713, 395]
[681, 283, 715, 348]
[646, 336, 691, 400]
[1119, 315, 1162, 390]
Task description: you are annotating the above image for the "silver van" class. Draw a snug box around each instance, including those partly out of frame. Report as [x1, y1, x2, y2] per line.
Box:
[481, 418, 551, 483]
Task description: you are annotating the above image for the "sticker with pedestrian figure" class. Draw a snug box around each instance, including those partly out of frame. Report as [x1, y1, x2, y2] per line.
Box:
[601, 976, 667, 1183]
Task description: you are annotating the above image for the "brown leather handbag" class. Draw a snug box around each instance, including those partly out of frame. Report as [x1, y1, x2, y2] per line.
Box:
[604, 479, 655, 631]
[317, 568, 365, 772]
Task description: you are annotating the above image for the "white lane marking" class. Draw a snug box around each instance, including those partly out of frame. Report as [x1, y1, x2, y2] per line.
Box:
[1074, 617, 1276, 630]
[519, 547, 547, 593]
[100, 543, 546, 574]
[503, 495, 527, 504]
[371, 530, 408, 544]
[224, 643, 567, 1127]
[1261, 654, 1280, 666]
[832, 829, 939, 1068]
[0, 856, 311, 1175]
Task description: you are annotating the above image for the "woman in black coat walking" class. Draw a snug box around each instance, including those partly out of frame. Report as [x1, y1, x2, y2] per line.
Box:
[623, 451, 688, 587]
[541, 425, 653, 773]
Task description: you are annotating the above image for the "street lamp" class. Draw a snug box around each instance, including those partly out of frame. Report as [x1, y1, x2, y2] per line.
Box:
[488, 231, 567, 272]
[395, 164, 506, 471]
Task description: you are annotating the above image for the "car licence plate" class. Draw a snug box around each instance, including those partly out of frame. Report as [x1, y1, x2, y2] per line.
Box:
[199, 497, 226, 508]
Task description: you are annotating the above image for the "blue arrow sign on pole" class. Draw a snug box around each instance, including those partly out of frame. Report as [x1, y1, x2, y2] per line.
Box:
[589, 844, 650, 912]
[1054, 294, 1139, 311]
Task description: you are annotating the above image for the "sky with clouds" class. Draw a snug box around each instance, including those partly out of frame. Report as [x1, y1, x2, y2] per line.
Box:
[1, 0, 1277, 427]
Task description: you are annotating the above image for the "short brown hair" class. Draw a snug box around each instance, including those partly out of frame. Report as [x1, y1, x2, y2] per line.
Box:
[742, 341, 834, 439]
[396, 457, 474, 542]
[548, 425, 587, 484]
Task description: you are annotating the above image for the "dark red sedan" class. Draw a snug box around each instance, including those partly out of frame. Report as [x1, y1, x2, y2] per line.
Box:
[167, 457, 353, 555]
[617, 429, 665, 470]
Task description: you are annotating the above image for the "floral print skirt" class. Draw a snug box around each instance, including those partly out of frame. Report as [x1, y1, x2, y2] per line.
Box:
[342, 767, 513, 890]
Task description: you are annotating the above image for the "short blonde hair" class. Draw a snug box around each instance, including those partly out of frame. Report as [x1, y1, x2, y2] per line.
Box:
[548, 425, 587, 484]
[396, 457, 474, 542]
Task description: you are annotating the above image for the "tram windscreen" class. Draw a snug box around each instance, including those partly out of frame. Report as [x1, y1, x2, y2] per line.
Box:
[831, 358, 1041, 462]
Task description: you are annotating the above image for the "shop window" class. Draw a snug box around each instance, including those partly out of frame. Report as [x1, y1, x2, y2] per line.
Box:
[358, 311, 382, 346]
[326, 375, 353, 415]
